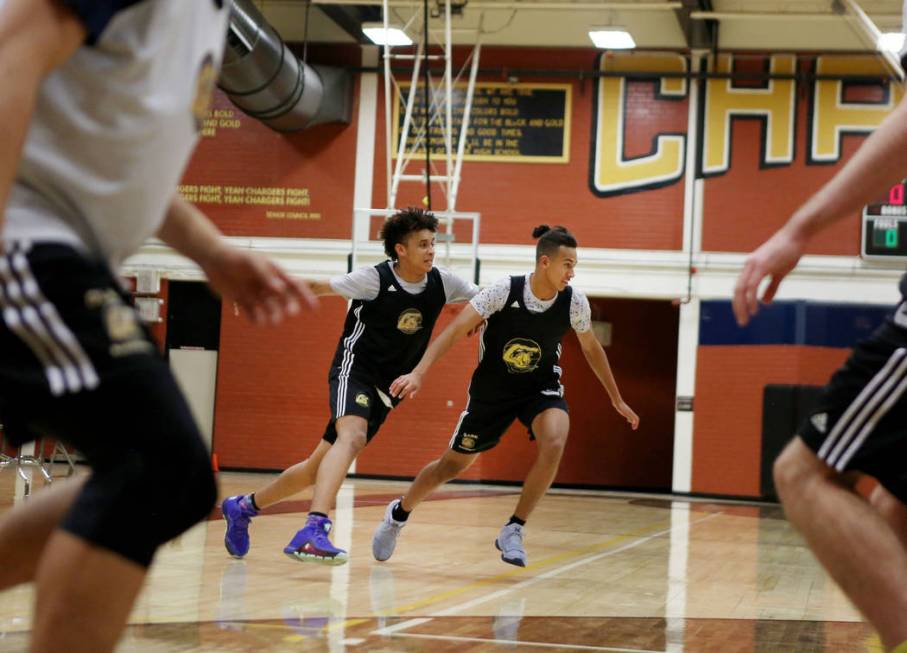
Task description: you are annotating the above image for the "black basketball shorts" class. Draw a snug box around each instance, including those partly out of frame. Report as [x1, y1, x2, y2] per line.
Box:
[799, 305, 907, 503]
[323, 369, 399, 444]
[0, 242, 213, 566]
[448, 389, 568, 454]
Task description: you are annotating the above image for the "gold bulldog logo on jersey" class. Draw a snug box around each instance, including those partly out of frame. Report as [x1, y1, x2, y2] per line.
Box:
[397, 308, 424, 334]
[86, 288, 153, 357]
[502, 338, 542, 373]
[105, 304, 143, 342]
[192, 53, 218, 131]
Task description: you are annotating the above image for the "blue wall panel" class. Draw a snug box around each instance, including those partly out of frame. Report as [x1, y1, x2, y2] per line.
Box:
[700, 300, 892, 347]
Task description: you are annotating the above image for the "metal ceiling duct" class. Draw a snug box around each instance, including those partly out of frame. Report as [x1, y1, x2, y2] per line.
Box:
[219, 0, 353, 132]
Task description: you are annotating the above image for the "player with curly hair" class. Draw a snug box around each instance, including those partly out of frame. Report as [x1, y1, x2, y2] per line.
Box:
[222, 208, 478, 564]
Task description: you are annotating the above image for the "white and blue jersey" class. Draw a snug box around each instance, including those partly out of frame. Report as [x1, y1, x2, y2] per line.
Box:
[3, 0, 231, 267]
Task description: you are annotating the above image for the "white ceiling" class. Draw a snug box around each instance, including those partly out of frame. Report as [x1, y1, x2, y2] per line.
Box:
[255, 0, 904, 51]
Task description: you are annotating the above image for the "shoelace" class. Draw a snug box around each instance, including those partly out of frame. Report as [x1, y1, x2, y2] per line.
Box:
[230, 502, 252, 527]
[308, 523, 335, 549]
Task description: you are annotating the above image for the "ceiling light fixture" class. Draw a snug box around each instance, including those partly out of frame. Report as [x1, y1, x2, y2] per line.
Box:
[362, 24, 413, 46]
[588, 28, 636, 49]
[879, 31, 906, 53]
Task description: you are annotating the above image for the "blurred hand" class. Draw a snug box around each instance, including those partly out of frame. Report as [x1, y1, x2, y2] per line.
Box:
[732, 228, 805, 326]
[390, 370, 423, 400]
[613, 399, 639, 430]
[203, 246, 318, 325]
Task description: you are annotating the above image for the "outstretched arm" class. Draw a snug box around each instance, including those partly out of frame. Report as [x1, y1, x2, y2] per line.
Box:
[0, 0, 85, 229]
[390, 303, 485, 399]
[575, 329, 639, 430]
[309, 281, 338, 297]
[733, 91, 907, 326]
[157, 195, 317, 324]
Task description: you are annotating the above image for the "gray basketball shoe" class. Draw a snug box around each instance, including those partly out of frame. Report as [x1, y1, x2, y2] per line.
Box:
[495, 522, 527, 567]
[372, 499, 407, 561]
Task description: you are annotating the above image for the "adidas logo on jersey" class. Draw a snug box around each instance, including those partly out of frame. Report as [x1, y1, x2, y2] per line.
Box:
[388, 286, 397, 292]
[509, 301, 519, 308]
[810, 412, 828, 434]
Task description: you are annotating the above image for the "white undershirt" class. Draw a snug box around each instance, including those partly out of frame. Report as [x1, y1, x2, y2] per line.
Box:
[469, 274, 591, 333]
[329, 263, 478, 303]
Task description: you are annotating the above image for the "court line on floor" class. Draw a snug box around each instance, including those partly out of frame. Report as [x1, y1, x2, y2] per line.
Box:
[361, 510, 723, 638]
[383, 631, 666, 652]
[328, 517, 675, 635]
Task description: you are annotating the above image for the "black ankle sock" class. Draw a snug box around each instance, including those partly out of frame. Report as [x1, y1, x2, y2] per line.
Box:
[248, 493, 260, 511]
[507, 515, 526, 527]
[391, 499, 410, 522]
[308, 511, 328, 520]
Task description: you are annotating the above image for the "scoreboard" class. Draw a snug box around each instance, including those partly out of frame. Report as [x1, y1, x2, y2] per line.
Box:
[862, 180, 907, 261]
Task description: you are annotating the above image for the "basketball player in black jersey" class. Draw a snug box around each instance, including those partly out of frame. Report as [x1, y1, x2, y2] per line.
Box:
[222, 208, 478, 564]
[372, 225, 639, 567]
[733, 69, 907, 652]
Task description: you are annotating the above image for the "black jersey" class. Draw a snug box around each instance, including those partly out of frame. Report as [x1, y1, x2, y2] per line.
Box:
[330, 261, 446, 392]
[469, 275, 573, 402]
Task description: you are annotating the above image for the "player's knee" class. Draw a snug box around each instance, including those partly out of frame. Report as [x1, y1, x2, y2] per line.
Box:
[773, 438, 821, 499]
[436, 455, 471, 480]
[335, 428, 367, 453]
[537, 431, 568, 456]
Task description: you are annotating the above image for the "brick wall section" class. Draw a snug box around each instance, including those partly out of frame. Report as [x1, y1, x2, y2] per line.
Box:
[701, 64, 880, 255]
[692, 345, 849, 496]
[181, 83, 360, 240]
[701, 116, 865, 256]
[213, 298, 348, 468]
[182, 45, 363, 240]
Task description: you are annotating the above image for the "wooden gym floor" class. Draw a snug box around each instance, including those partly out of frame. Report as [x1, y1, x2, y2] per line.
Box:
[0, 470, 879, 652]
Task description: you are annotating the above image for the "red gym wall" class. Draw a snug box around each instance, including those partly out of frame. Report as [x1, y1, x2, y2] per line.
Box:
[692, 346, 848, 497]
[181, 47, 891, 494]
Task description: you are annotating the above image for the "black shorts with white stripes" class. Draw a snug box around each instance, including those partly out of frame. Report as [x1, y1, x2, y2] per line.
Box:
[0, 243, 159, 400]
[0, 243, 216, 566]
[799, 309, 907, 503]
[323, 369, 399, 444]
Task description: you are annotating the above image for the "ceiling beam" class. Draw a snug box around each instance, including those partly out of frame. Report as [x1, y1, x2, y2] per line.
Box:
[675, 0, 716, 50]
[317, 4, 379, 43]
[311, 0, 682, 8]
[690, 11, 900, 21]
